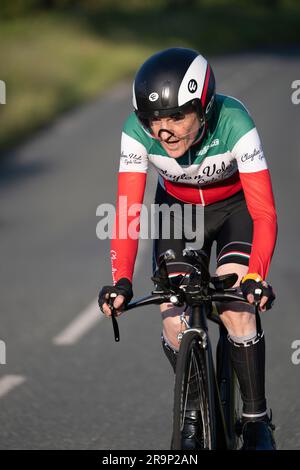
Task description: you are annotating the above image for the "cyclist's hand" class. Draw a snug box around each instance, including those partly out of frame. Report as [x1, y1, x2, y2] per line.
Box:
[99, 291, 126, 317]
[240, 273, 275, 312]
[98, 278, 133, 317]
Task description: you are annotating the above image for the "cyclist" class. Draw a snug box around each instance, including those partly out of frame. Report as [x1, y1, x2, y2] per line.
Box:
[99, 48, 277, 450]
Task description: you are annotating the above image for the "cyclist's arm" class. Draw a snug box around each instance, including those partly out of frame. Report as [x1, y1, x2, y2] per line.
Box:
[233, 126, 278, 280]
[111, 130, 148, 284]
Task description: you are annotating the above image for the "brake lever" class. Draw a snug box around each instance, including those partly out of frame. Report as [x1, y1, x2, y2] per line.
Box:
[108, 293, 120, 342]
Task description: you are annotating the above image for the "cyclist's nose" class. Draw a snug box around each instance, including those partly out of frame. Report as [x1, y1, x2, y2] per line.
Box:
[157, 120, 176, 139]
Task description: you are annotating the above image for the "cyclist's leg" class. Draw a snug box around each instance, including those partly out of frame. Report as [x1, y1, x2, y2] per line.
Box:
[215, 204, 275, 449]
[153, 182, 191, 352]
[152, 182, 212, 352]
[161, 304, 187, 351]
[216, 262, 256, 337]
[153, 183, 212, 447]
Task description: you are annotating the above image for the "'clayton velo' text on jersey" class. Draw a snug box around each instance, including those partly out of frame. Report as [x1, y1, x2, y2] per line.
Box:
[110, 94, 277, 283]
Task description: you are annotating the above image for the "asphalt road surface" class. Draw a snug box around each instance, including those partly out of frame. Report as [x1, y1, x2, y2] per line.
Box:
[0, 49, 299, 450]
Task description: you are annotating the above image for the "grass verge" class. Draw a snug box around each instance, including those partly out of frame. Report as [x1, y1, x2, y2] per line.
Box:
[0, 2, 299, 151]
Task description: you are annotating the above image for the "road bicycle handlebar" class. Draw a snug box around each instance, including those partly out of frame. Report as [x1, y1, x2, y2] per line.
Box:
[108, 248, 263, 342]
[109, 288, 255, 343]
[124, 290, 248, 311]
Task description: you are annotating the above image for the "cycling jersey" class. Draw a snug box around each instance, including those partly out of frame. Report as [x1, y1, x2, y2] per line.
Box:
[111, 94, 277, 283]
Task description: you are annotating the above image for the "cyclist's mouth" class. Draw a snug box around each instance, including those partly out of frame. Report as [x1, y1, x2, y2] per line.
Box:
[165, 139, 180, 145]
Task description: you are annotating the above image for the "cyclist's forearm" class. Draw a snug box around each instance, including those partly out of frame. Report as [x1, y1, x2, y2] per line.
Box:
[240, 170, 277, 279]
[111, 238, 139, 284]
[110, 171, 147, 284]
[248, 216, 277, 279]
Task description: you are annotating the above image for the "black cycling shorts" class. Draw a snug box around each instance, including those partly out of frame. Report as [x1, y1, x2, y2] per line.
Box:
[152, 183, 253, 276]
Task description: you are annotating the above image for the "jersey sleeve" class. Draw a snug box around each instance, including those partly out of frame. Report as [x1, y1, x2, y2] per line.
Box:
[110, 119, 149, 284]
[231, 125, 277, 279]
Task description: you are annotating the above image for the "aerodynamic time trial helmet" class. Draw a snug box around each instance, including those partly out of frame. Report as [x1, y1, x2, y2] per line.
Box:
[133, 47, 216, 129]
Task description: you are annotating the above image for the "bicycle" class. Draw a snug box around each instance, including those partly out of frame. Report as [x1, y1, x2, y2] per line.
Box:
[108, 247, 263, 450]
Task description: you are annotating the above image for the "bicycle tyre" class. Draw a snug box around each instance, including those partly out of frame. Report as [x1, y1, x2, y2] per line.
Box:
[229, 369, 243, 449]
[216, 326, 243, 450]
[172, 330, 218, 450]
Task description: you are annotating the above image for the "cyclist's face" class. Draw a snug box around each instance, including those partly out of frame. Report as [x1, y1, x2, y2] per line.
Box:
[149, 111, 201, 158]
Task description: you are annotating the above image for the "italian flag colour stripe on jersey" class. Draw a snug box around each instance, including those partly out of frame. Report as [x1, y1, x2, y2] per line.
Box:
[218, 251, 251, 262]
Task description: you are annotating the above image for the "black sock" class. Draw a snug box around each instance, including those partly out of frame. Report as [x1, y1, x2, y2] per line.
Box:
[161, 334, 177, 373]
[228, 331, 267, 416]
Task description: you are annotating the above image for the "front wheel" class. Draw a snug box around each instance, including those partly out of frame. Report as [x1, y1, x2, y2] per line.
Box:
[172, 330, 218, 450]
[217, 325, 243, 450]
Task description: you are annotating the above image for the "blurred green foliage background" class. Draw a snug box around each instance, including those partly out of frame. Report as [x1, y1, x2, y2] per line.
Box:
[0, 0, 299, 151]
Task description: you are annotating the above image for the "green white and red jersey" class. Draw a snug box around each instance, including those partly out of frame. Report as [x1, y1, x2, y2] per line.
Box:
[111, 94, 277, 283]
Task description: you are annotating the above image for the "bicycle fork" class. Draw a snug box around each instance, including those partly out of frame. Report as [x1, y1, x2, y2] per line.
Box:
[178, 305, 230, 450]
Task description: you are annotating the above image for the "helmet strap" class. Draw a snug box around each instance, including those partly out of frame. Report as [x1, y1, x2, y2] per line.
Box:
[192, 121, 207, 145]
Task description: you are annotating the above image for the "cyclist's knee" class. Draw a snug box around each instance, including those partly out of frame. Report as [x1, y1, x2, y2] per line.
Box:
[216, 262, 247, 285]
[219, 302, 256, 337]
[216, 264, 257, 336]
[160, 303, 187, 350]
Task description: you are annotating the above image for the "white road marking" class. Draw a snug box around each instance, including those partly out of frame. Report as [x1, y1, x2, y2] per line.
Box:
[53, 299, 105, 346]
[0, 375, 26, 399]
[52, 232, 149, 347]
[53, 237, 150, 346]
[52, 242, 147, 346]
